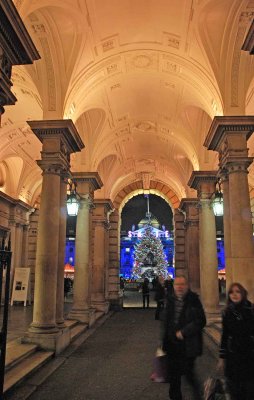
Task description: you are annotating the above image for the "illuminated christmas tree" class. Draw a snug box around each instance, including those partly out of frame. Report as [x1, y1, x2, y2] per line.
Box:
[132, 226, 168, 278]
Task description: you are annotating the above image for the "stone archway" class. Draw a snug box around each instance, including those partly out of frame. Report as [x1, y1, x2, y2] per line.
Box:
[107, 180, 181, 309]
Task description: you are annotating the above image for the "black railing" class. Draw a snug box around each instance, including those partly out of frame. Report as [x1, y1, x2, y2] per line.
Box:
[0, 235, 12, 398]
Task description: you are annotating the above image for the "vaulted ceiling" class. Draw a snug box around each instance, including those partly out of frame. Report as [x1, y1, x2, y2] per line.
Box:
[0, 0, 253, 206]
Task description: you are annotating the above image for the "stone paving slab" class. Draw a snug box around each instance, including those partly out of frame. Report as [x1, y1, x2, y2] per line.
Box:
[18, 309, 218, 400]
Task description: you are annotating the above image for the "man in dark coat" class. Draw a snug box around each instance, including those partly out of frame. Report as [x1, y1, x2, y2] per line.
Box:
[162, 275, 206, 400]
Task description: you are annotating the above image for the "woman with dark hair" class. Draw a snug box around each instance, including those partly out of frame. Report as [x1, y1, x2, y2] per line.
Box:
[218, 282, 254, 400]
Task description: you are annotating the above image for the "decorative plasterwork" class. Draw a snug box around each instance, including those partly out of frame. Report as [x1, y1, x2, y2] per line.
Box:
[39, 37, 56, 111]
[140, 172, 153, 190]
[125, 51, 159, 72]
[162, 32, 181, 49]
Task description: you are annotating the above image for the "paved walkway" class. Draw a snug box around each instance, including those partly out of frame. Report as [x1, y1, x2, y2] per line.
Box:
[123, 288, 157, 308]
[8, 308, 219, 400]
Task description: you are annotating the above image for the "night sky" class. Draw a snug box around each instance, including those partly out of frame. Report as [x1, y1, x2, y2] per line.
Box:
[121, 194, 173, 232]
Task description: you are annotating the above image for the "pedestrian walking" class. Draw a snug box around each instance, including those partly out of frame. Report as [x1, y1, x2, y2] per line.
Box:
[142, 277, 150, 308]
[162, 275, 206, 400]
[217, 282, 254, 400]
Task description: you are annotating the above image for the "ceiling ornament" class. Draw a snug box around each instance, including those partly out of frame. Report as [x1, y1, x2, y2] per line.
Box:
[140, 172, 153, 190]
[163, 32, 181, 49]
[134, 121, 156, 132]
[133, 55, 152, 68]
[110, 83, 121, 90]
[125, 52, 158, 72]
[115, 125, 130, 137]
[162, 57, 181, 74]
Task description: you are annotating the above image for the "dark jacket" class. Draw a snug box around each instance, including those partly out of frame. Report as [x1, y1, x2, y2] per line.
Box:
[142, 279, 150, 295]
[154, 282, 165, 302]
[162, 290, 206, 359]
[219, 300, 254, 380]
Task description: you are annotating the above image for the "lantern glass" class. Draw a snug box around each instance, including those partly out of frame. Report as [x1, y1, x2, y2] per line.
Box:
[212, 194, 223, 216]
[66, 195, 79, 216]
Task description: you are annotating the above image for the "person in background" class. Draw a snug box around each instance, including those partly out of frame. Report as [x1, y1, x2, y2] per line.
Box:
[154, 275, 165, 320]
[120, 277, 125, 291]
[164, 275, 174, 297]
[218, 282, 254, 400]
[64, 277, 72, 299]
[142, 277, 150, 308]
[162, 275, 206, 400]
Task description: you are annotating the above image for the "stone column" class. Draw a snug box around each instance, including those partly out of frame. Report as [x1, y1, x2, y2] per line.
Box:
[220, 171, 232, 289]
[9, 220, 17, 285]
[68, 173, 103, 326]
[204, 116, 254, 300]
[91, 200, 114, 314]
[173, 209, 186, 276]
[56, 176, 68, 328]
[23, 120, 84, 353]
[188, 172, 219, 315]
[108, 209, 121, 310]
[179, 199, 200, 293]
[21, 224, 29, 267]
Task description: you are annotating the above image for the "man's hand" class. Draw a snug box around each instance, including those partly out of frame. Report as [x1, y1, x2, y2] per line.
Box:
[175, 330, 184, 340]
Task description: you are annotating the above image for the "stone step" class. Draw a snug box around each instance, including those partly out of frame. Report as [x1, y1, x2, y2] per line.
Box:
[94, 311, 105, 321]
[70, 324, 87, 342]
[64, 319, 79, 329]
[5, 340, 38, 371]
[4, 350, 54, 393]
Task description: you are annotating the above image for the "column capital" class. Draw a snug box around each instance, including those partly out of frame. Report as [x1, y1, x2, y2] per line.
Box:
[204, 116, 254, 173]
[93, 199, 114, 214]
[179, 198, 199, 210]
[92, 199, 114, 227]
[204, 116, 254, 151]
[93, 219, 110, 230]
[28, 120, 84, 175]
[188, 171, 217, 199]
[179, 198, 199, 223]
[28, 120, 84, 154]
[71, 172, 103, 196]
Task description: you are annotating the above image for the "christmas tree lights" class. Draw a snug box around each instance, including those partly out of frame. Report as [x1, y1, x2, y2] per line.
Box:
[132, 226, 168, 278]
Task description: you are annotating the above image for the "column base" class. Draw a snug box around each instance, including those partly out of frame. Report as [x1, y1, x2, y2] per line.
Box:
[91, 300, 110, 314]
[22, 326, 71, 354]
[205, 309, 221, 325]
[67, 307, 96, 327]
[56, 319, 66, 329]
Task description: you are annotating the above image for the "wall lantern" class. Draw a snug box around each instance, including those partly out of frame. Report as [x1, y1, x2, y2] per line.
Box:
[212, 179, 223, 216]
[66, 180, 80, 216]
